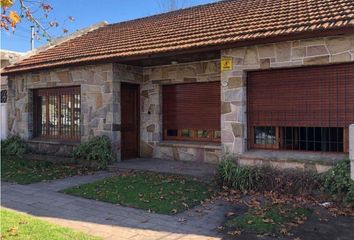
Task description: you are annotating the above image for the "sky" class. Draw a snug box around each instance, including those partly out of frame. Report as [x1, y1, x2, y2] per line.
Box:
[1, 0, 216, 52]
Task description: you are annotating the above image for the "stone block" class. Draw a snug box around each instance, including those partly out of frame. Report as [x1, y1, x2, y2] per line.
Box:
[31, 74, 40, 83]
[141, 90, 149, 98]
[326, 36, 351, 54]
[331, 52, 351, 63]
[224, 89, 244, 102]
[140, 141, 153, 158]
[260, 58, 270, 69]
[306, 45, 328, 56]
[304, 55, 329, 65]
[203, 61, 218, 73]
[221, 130, 234, 143]
[258, 44, 275, 58]
[96, 93, 103, 109]
[228, 77, 244, 88]
[146, 124, 155, 132]
[57, 71, 71, 83]
[221, 102, 231, 114]
[275, 42, 291, 62]
[244, 47, 259, 65]
[231, 123, 244, 138]
[299, 38, 325, 47]
[148, 104, 155, 114]
[291, 47, 306, 59]
[205, 150, 221, 164]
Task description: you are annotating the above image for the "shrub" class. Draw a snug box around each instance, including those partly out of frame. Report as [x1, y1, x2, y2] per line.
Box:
[72, 136, 113, 170]
[322, 159, 354, 205]
[217, 158, 257, 192]
[217, 158, 321, 195]
[1, 136, 27, 156]
[255, 166, 321, 195]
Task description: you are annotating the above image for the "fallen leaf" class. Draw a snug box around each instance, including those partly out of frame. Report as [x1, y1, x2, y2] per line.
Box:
[227, 230, 241, 236]
[178, 217, 187, 223]
[225, 212, 236, 217]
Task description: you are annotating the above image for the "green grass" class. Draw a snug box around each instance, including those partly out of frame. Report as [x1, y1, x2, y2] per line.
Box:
[225, 204, 312, 235]
[0, 208, 101, 240]
[1, 156, 93, 184]
[62, 171, 214, 214]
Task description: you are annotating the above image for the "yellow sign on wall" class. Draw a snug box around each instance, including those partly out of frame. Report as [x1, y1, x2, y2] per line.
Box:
[221, 57, 233, 71]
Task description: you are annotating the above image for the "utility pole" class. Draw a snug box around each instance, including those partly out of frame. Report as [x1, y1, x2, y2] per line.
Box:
[30, 26, 35, 50]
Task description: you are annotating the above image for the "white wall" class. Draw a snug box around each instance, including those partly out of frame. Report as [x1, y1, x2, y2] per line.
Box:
[0, 103, 8, 140]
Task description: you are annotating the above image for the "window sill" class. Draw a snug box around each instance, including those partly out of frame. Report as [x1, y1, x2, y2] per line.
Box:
[240, 149, 347, 166]
[158, 141, 221, 150]
[28, 138, 80, 146]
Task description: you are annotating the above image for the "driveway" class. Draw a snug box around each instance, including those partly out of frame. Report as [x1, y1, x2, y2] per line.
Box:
[1, 172, 232, 240]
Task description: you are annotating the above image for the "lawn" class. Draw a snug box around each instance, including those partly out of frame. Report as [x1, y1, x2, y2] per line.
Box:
[1, 156, 94, 184]
[224, 204, 312, 235]
[62, 171, 214, 214]
[0, 208, 101, 240]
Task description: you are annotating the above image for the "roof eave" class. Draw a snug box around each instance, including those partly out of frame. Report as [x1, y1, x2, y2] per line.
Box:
[3, 25, 354, 76]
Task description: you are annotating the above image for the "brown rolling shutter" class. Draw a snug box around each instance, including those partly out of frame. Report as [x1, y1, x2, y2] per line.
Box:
[163, 82, 220, 130]
[248, 63, 354, 128]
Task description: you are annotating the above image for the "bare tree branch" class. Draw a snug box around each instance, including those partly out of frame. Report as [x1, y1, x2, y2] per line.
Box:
[18, 0, 52, 39]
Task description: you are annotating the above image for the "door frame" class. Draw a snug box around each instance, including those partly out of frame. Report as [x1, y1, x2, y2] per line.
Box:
[120, 82, 140, 160]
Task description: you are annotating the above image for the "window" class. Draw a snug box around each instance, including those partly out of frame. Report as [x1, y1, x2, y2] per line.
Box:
[1, 90, 7, 103]
[163, 82, 220, 142]
[33, 87, 80, 140]
[249, 126, 345, 152]
[247, 63, 354, 153]
[250, 126, 278, 149]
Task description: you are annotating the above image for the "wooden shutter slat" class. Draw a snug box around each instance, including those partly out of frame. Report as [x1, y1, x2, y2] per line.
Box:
[248, 63, 354, 128]
[163, 82, 220, 130]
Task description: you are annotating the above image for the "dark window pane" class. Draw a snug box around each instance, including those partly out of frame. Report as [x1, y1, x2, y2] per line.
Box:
[166, 129, 178, 137]
[254, 126, 276, 145]
[197, 130, 209, 138]
[280, 127, 343, 152]
[181, 129, 193, 137]
[214, 131, 221, 139]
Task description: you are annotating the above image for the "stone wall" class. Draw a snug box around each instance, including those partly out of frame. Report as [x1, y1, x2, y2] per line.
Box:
[141, 60, 222, 163]
[350, 125, 354, 180]
[7, 63, 122, 158]
[221, 34, 354, 156]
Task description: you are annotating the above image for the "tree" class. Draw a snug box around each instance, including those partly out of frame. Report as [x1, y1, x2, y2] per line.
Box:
[157, 0, 187, 12]
[1, 0, 74, 40]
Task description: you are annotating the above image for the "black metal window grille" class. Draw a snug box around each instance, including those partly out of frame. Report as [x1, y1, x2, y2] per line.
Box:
[34, 87, 81, 141]
[1, 90, 7, 103]
[250, 126, 344, 153]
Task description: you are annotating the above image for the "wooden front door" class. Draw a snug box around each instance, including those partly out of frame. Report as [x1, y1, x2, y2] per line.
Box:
[121, 83, 140, 160]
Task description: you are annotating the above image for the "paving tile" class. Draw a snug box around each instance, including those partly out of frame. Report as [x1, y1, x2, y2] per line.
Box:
[1, 173, 225, 240]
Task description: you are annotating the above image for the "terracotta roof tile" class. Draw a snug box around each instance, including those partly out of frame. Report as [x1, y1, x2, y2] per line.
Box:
[4, 0, 354, 73]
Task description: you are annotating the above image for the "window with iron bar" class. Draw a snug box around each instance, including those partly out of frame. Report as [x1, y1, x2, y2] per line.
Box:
[33, 86, 81, 141]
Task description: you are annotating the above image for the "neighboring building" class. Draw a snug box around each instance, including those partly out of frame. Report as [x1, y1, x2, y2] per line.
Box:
[2, 0, 354, 172]
[1, 50, 24, 139]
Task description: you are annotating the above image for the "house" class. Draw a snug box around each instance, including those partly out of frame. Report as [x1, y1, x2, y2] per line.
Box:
[2, 0, 354, 172]
[1, 50, 25, 139]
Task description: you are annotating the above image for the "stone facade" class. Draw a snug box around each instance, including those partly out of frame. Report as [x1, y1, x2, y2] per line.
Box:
[141, 60, 222, 163]
[7, 63, 143, 159]
[350, 125, 354, 180]
[7, 63, 120, 158]
[7, 33, 354, 167]
[220, 34, 354, 157]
